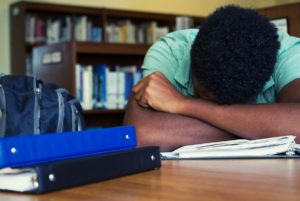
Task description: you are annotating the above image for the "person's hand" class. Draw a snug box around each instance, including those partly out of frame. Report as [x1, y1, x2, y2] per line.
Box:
[132, 71, 187, 113]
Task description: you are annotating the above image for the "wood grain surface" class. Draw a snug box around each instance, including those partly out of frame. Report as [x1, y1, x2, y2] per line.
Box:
[0, 159, 299, 201]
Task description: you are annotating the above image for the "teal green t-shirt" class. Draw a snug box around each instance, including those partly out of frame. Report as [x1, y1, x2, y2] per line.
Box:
[142, 29, 300, 103]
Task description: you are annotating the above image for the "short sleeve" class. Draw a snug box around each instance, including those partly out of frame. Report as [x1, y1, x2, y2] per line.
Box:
[142, 36, 179, 84]
[274, 44, 300, 93]
[141, 29, 198, 96]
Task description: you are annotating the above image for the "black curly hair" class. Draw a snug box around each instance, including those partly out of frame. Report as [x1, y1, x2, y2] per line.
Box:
[191, 5, 280, 104]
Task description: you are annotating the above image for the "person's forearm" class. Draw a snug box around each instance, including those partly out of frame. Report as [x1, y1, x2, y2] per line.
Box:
[123, 97, 238, 151]
[178, 99, 300, 141]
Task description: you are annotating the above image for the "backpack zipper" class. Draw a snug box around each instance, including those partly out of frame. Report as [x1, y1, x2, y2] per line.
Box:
[56, 89, 65, 133]
[34, 79, 42, 134]
[69, 99, 82, 131]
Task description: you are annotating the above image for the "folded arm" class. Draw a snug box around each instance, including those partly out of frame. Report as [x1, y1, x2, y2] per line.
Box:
[123, 97, 238, 151]
[130, 71, 300, 147]
[179, 79, 300, 141]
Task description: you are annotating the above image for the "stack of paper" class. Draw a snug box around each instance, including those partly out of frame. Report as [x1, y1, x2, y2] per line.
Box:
[161, 136, 298, 159]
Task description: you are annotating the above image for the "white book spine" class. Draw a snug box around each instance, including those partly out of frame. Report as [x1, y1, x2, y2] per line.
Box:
[105, 71, 118, 109]
[117, 71, 126, 109]
[82, 65, 93, 110]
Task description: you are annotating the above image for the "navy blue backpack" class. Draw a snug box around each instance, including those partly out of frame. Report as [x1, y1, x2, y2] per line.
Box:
[0, 75, 85, 137]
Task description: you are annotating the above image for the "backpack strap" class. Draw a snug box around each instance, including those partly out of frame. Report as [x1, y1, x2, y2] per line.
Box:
[0, 84, 6, 137]
[33, 78, 42, 134]
[55, 89, 66, 133]
[69, 99, 83, 131]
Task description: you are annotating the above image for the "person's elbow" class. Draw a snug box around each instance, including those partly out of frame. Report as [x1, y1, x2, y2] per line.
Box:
[123, 97, 155, 147]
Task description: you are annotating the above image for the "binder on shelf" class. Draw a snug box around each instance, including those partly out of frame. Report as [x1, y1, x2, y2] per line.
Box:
[0, 126, 136, 168]
[0, 146, 161, 193]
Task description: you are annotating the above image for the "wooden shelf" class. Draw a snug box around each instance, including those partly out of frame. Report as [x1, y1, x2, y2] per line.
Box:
[75, 42, 150, 55]
[27, 42, 150, 56]
[257, 3, 300, 37]
[26, 42, 46, 52]
[23, 2, 102, 15]
[104, 9, 174, 20]
[11, 1, 205, 128]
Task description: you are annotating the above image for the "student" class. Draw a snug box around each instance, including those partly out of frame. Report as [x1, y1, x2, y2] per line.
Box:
[123, 5, 300, 151]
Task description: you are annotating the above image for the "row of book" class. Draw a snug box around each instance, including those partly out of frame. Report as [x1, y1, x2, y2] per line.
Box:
[105, 20, 169, 44]
[25, 14, 170, 45]
[26, 14, 102, 44]
[0, 126, 161, 193]
[76, 64, 142, 110]
[25, 14, 195, 45]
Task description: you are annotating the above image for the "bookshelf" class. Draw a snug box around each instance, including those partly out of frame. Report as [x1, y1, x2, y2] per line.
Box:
[257, 2, 300, 37]
[32, 42, 149, 128]
[10, 1, 204, 128]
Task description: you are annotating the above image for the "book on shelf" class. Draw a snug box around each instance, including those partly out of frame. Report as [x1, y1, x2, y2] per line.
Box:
[26, 14, 47, 44]
[161, 135, 300, 159]
[75, 15, 88, 41]
[74, 15, 102, 42]
[0, 126, 136, 168]
[175, 16, 194, 30]
[0, 146, 161, 193]
[76, 64, 142, 110]
[81, 65, 94, 110]
[105, 20, 169, 44]
[25, 14, 102, 45]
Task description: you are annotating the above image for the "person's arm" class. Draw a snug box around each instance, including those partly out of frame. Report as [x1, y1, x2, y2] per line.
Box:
[123, 96, 238, 151]
[133, 71, 300, 143]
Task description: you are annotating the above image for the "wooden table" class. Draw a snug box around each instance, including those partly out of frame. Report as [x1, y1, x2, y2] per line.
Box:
[0, 159, 299, 201]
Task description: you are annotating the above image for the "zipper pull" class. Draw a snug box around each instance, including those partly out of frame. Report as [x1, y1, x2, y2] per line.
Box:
[35, 83, 42, 106]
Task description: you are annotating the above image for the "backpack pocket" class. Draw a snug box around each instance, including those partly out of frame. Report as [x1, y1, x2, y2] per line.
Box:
[0, 75, 85, 136]
[56, 88, 84, 132]
[0, 79, 37, 137]
[39, 84, 60, 134]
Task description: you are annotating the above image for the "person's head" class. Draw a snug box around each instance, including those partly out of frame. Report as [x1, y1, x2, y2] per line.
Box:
[191, 5, 280, 104]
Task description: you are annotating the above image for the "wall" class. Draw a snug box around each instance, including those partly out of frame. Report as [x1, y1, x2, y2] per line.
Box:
[0, 0, 12, 75]
[1, 0, 300, 74]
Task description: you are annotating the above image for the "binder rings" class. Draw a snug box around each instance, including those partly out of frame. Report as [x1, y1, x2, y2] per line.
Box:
[0, 126, 136, 168]
[0, 146, 161, 193]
